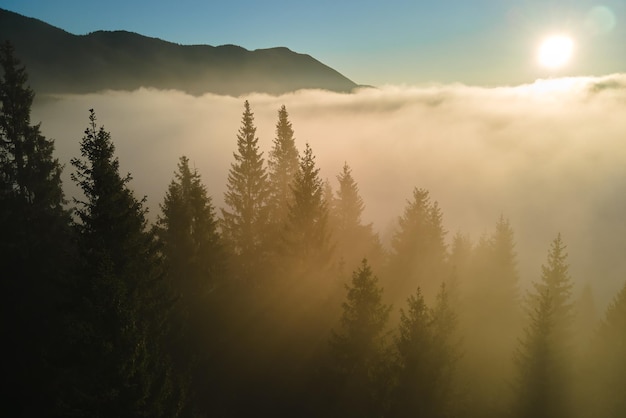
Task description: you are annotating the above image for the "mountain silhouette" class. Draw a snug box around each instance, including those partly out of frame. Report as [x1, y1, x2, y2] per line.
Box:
[0, 8, 358, 96]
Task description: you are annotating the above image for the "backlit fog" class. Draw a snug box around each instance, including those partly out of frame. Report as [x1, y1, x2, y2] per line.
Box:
[33, 73, 626, 307]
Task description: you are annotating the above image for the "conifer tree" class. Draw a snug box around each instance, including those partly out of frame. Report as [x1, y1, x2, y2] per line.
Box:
[157, 155, 223, 302]
[267, 105, 299, 232]
[221, 100, 270, 283]
[0, 41, 72, 415]
[329, 259, 392, 417]
[388, 187, 447, 300]
[531, 234, 573, 341]
[283, 142, 331, 272]
[334, 163, 365, 232]
[0, 42, 65, 208]
[68, 109, 177, 416]
[393, 287, 432, 416]
[516, 286, 558, 418]
[393, 283, 458, 418]
[155, 156, 224, 414]
[330, 162, 385, 272]
[428, 283, 460, 414]
[515, 234, 574, 418]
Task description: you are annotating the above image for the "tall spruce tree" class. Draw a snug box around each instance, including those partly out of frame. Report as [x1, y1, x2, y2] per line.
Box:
[515, 234, 574, 418]
[330, 162, 385, 273]
[393, 283, 458, 418]
[329, 259, 392, 418]
[333, 163, 365, 232]
[267, 105, 299, 234]
[0, 41, 72, 415]
[393, 287, 432, 416]
[68, 109, 177, 416]
[221, 100, 270, 283]
[428, 283, 460, 415]
[156, 155, 222, 303]
[155, 156, 224, 415]
[283, 142, 331, 272]
[388, 187, 448, 301]
[531, 234, 573, 343]
[515, 286, 559, 418]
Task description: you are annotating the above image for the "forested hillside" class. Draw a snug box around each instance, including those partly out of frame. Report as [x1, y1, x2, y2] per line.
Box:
[2, 42, 625, 417]
[0, 8, 358, 96]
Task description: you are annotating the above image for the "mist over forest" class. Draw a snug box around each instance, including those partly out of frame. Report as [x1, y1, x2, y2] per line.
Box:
[3, 38, 626, 417]
[33, 75, 626, 304]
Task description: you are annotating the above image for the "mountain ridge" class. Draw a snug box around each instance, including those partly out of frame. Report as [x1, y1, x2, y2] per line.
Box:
[0, 8, 359, 96]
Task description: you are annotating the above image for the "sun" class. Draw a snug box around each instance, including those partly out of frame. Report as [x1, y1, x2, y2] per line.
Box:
[537, 35, 574, 69]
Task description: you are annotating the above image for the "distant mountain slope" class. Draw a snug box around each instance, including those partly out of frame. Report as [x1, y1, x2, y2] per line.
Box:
[0, 8, 358, 96]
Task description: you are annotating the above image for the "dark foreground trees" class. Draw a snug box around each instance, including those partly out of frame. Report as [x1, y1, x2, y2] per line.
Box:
[65, 109, 179, 416]
[155, 155, 225, 415]
[0, 41, 73, 415]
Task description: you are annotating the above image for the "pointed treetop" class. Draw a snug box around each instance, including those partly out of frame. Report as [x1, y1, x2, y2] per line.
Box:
[334, 162, 365, 229]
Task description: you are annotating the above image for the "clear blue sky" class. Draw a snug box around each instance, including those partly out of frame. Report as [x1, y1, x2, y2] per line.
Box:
[3, 0, 624, 86]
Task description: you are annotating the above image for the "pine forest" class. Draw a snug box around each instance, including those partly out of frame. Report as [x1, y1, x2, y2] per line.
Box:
[2, 42, 625, 417]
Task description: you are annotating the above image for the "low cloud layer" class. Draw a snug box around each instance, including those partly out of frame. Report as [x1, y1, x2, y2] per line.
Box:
[33, 74, 626, 306]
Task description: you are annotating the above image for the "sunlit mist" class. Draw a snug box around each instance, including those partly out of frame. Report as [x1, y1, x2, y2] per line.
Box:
[4, 1, 626, 415]
[31, 74, 626, 306]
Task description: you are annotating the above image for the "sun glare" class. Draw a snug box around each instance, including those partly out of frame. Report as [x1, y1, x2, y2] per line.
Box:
[537, 35, 574, 69]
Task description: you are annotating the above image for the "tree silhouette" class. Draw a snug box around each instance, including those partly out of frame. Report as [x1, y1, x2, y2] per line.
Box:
[68, 109, 177, 416]
[155, 155, 224, 415]
[330, 162, 385, 273]
[267, 105, 299, 236]
[393, 283, 458, 418]
[388, 187, 447, 301]
[157, 155, 223, 302]
[329, 259, 392, 417]
[0, 41, 72, 415]
[515, 234, 574, 418]
[221, 100, 270, 284]
[282, 142, 331, 273]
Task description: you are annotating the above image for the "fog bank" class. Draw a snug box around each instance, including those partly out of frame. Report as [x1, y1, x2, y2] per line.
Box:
[33, 74, 626, 306]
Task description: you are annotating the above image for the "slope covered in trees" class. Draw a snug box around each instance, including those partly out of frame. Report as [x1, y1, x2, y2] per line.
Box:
[0, 7, 358, 96]
[2, 45, 625, 417]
